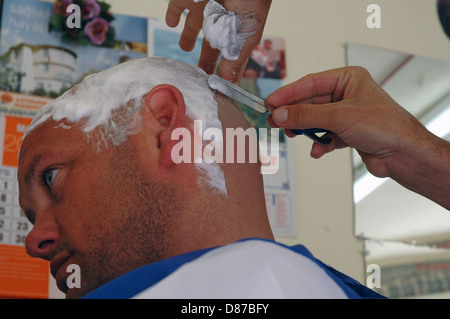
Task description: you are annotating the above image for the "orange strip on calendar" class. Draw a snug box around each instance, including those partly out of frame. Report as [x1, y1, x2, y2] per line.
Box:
[2, 116, 32, 167]
[0, 244, 49, 298]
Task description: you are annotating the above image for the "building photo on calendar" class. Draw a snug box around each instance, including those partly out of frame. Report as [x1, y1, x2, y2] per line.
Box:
[0, 0, 147, 101]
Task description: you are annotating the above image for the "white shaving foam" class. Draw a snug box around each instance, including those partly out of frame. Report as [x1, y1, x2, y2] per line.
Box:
[202, 0, 244, 61]
[25, 57, 227, 195]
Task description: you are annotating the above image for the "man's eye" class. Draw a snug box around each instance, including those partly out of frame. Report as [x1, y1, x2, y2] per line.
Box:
[43, 169, 60, 189]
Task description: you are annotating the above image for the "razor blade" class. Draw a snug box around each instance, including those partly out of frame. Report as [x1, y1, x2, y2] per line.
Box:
[207, 74, 332, 144]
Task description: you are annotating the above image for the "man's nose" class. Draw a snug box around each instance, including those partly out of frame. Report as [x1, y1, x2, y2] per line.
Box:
[25, 219, 60, 261]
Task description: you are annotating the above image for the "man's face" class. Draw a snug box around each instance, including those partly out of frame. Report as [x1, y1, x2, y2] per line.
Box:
[264, 40, 272, 50]
[18, 120, 175, 298]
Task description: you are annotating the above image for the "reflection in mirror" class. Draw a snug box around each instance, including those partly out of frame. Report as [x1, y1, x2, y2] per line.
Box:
[346, 43, 450, 298]
[365, 240, 450, 298]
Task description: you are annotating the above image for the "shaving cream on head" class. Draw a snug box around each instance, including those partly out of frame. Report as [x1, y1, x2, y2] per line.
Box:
[202, 0, 244, 61]
[25, 57, 227, 195]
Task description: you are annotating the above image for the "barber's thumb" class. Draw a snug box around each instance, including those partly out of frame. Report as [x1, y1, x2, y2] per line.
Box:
[272, 108, 289, 125]
[272, 103, 326, 129]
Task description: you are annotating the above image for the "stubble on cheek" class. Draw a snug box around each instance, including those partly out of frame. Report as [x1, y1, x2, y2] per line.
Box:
[63, 143, 178, 298]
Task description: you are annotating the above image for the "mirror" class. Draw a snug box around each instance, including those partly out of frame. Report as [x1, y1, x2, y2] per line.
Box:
[346, 42, 450, 298]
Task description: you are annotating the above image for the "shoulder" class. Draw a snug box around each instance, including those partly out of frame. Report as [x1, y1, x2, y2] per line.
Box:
[136, 240, 346, 299]
[133, 239, 348, 299]
[84, 239, 384, 299]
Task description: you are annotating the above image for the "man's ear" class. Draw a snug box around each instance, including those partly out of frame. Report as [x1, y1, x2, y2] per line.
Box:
[143, 84, 186, 167]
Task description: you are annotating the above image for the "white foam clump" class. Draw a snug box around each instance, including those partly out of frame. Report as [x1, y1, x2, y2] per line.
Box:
[202, 0, 244, 61]
[26, 57, 227, 196]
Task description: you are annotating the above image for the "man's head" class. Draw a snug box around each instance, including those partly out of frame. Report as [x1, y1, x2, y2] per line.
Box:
[263, 39, 272, 50]
[18, 57, 273, 298]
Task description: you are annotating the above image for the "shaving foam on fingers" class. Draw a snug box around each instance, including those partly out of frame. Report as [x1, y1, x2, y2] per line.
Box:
[202, 0, 245, 61]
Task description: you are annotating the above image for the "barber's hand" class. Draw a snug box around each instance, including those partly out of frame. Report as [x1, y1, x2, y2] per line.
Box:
[166, 0, 272, 83]
[266, 66, 434, 180]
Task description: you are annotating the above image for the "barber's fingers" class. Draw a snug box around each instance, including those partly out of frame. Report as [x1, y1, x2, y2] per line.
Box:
[269, 102, 341, 133]
[215, 23, 268, 83]
[268, 103, 349, 158]
[267, 103, 349, 157]
[266, 68, 356, 108]
[216, 0, 272, 83]
[309, 134, 348, 158]
[179, 10, 204, 51]
[217, 56, 250, 84]
[166, 0, 208, 51]
[165, 0, 187, 28]
[198, 38, 249, 82]
[198, 40, 221, 75]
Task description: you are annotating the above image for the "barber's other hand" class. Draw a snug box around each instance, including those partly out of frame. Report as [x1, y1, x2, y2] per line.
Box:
[166, 0, 272, 83]
[267, 66, 450, 210]
[266, 66, 436, 179]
